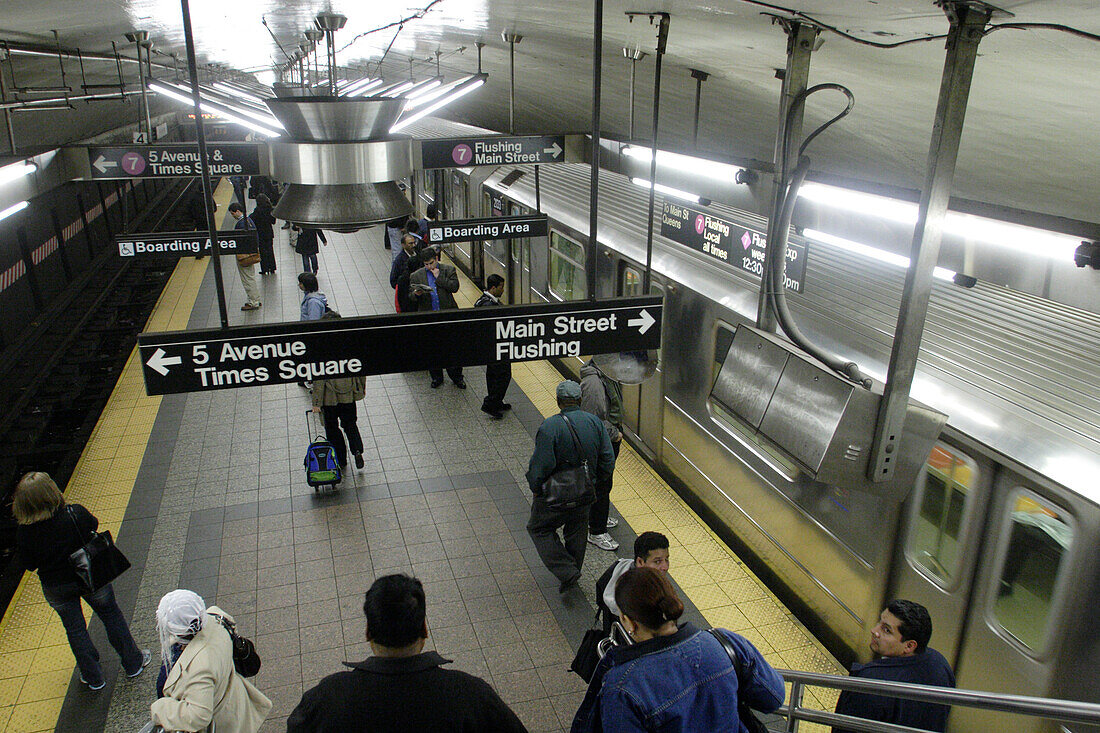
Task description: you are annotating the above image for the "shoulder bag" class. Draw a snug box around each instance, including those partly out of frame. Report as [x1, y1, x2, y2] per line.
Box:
[570, 608, 606, 682]
[66, 506, 131, 592]
[236, 216, 261, 266]
[541, 414, 596, 510]
[706, 628, 770, 733]
[210, 612, 261, 677]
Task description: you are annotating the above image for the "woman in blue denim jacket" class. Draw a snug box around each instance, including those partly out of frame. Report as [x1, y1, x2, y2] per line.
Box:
[572, 567, 785, 732]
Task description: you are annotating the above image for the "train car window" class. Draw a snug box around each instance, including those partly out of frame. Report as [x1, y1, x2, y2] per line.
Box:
[908, 442, 978, 585]
[622, 266, 642, 296]
[509, 203, 527, 265]
[549, 230, 586, 300]
[992, 491, 1074, 653]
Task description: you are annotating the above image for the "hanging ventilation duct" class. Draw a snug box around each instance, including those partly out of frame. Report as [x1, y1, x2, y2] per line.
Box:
[266, 97, 414, 232]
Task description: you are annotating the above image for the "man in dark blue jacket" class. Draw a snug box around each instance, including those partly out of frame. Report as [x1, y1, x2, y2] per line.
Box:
[833, 599, 956, 732]
[526, 380, 616, 592]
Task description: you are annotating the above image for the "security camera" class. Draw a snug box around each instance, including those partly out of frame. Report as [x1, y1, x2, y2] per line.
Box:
[1074, 241, 1100, 269]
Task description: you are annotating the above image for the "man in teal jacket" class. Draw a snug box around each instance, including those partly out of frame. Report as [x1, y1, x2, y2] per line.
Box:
[526, 381, 616, 591]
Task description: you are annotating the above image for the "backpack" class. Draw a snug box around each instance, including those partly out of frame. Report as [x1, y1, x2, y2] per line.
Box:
[304, 438, 341, 488]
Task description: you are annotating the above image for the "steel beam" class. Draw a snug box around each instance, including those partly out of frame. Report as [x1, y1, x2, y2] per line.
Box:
[756, 21, 818, 332]
[869, 1, 994, 481]
[586, 0, 604, 300]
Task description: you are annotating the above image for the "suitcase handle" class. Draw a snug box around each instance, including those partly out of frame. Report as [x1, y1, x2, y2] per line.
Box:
[305, 408, 324, 438]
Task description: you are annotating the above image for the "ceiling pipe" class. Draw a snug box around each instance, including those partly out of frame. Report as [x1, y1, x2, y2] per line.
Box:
[4, 39, 177, 73]
[305, 29, 324, 88]
[315, 12, 347, 96]
[125, 31, 153, 139]
[623, 47, 647, 141]
[0, 88, 141, 111]
[689, 68, 709, 148]
[501, 32, 523, 135]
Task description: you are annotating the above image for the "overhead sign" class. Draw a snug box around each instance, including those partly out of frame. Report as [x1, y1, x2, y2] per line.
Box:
[137, 296, 662, 395]
[86, 143, 261, 179]
[420, 135, 566, 169]
[116, 230, 258, 259]
[426, 214, 548, 245]
[660, 202, 808, 293]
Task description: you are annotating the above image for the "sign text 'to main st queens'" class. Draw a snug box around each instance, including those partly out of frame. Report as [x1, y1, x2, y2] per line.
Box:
[138, 297, 662, 396]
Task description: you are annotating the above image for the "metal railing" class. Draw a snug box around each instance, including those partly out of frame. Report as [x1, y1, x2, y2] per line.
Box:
[775, 668, 1100, 733]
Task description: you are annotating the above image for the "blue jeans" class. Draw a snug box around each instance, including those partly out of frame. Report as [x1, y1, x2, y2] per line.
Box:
[301, 253, 318, 273]
[42, 581, 143, 686]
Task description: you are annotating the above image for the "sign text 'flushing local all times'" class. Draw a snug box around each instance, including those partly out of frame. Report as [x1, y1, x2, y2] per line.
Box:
[138, 298, 662, 396]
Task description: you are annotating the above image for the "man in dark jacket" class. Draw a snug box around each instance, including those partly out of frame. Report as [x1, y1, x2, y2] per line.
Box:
[526, 380, 616, 592]
[833, 599, 956, 732]
[287, 574, 527, 732]
[475, 274, 511, 418]
[409, 248, 465, 388]
[579, 359, 624, 551]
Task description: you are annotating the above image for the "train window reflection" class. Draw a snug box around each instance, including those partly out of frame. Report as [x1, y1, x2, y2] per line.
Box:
[910, 443, 977, 585]
[623, 267, 641, 296]
[993, 491, 1073, 652]
[549, 231, 586, 300]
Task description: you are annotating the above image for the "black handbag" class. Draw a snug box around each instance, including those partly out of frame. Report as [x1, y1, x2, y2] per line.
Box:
[570, 609, 606, 682]
[211, 613, 261, 677]
[66, 506, 131, 592]
[707, 628, 770, 733]
[541, 414, 596, 510]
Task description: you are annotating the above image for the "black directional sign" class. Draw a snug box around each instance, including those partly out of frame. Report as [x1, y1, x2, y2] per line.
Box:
[660, 202, 808, 293]
[116, 230, 258, 259]
[137, 296, 662, 396]
[420, 135, 566, 169]
[87, 143, 261, 179]
[425, 215, 548, 245]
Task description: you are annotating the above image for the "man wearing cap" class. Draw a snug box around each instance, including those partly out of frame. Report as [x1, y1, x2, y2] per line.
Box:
[526, 381, 616, 592]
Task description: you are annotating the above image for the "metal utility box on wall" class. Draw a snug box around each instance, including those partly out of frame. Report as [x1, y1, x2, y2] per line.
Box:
[711, 325, 947, 498]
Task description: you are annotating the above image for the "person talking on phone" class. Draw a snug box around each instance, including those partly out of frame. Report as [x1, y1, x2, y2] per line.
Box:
[408, 249, 466, 389]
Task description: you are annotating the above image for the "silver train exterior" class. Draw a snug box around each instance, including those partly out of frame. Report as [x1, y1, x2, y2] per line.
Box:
[404, 121, 1100, 732]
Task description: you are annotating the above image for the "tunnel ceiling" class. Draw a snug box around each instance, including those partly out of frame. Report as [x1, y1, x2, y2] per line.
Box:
[4, 1, 1099, 225]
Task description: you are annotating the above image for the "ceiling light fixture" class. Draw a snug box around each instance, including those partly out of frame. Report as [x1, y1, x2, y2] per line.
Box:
[342, 77, 381, 95]
[345, 78, 385, 97]
[147, 81, 282, 138]
[390, 75, 487, 133]
[382, 81, 416, 97]
[0, 162, 36, 185]
[629, 177, 702, 204]
[0, 200, 29, 222]
[623, 145, 743, 182]
[798, 182, 1082, 262]
[802, 228, 958, 282]
[212, 81, 268, 105]
[404, 78, 443, 100]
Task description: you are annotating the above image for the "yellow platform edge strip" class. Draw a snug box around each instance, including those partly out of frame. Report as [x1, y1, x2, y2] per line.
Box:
[0, 181, 229, 733]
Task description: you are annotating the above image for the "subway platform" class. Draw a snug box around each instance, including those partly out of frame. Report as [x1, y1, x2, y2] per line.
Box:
[0, 180, 842, 732]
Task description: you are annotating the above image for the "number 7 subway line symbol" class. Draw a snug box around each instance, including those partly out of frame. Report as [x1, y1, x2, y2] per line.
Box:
[146, 348, 182, 376]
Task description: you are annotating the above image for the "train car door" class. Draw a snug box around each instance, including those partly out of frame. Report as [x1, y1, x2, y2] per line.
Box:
[507, 201, 531, 304]
[618, 263, 664, 458]
[481, 190, 508, 299]
[950, 477, 1080, 733]
[889, 440, 993, 666]
[447, 172, 471, 271]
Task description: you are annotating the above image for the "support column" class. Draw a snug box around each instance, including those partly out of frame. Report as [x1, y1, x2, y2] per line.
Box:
[502, 32, 523, 135]
[586, 0, 604, 300]
[181, 0, 230, 329]
[623, 48, 647, 141]
[869, 2, 993, 481]
[756, 21, 818, 332]
[126, 31, 153, 140]
[690, 68, 709, 148]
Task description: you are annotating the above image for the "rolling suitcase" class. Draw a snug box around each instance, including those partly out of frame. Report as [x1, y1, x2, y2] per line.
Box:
[303, 409, 341, 492]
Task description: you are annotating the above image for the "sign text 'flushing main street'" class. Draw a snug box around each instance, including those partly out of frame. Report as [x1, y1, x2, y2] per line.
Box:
[138, 297, 662, 395]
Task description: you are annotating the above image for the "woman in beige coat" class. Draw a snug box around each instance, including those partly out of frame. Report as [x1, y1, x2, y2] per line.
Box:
[150, 590, 271, 733]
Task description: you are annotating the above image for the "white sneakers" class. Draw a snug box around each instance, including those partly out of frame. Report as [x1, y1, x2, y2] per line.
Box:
[588, 533, 620, 551]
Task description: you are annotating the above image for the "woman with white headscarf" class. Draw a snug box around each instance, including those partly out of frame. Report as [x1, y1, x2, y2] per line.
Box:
[150, 590, 271, 733]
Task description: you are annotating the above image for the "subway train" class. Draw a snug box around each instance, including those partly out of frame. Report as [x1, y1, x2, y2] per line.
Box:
[404, 120, 1100, 732]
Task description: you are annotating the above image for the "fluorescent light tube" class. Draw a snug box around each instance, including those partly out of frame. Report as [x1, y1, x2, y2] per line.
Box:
[390, 76, 486, 133]
[213, 82, 268, 105]
[0, 162, 35, 185]
[404, 79, 443, 100]
[798, 182, 1081, 262]
[342, 77, 381, 95]
[402, 75, 476, 111]
[623, 145, 743, 182]
[629, 177, 701, 204]
[382, 81, 416, 97]
[346, 78, 385, 97]
[803, 228, 957, 281]
[0, 200, 29, 222]
[148, 81, 282, 138]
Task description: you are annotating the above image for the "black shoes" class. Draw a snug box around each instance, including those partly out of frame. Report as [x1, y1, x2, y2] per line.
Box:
[559, 574, 581, 593]
[501, 403, 512, 411]
[481, 405, 504, 420]
[431, 380, 443, 388]
[453, 380, 467, 390]
[354, 452, 365, 469]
